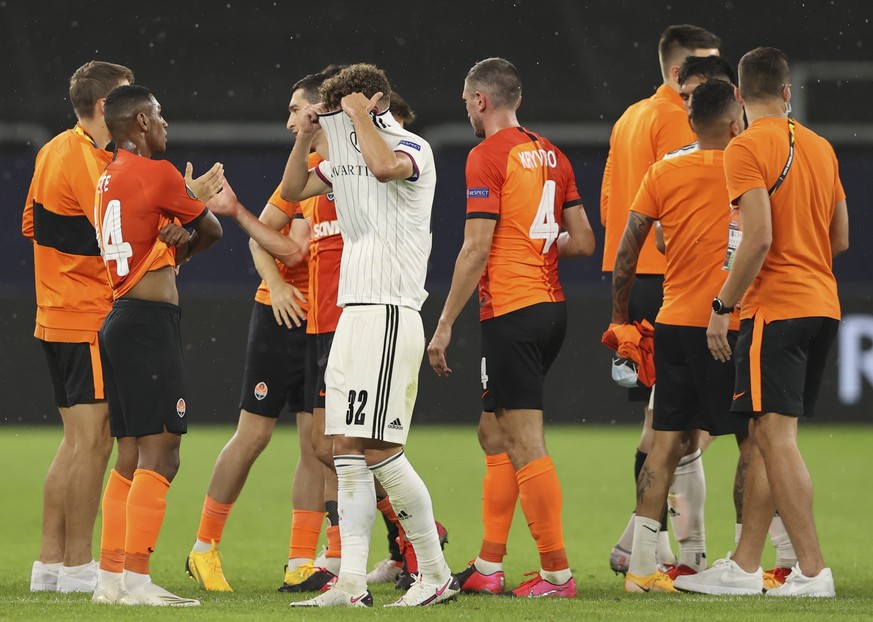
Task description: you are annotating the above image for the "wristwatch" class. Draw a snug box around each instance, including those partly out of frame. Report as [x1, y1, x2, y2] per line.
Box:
[712, 297, 735, 315]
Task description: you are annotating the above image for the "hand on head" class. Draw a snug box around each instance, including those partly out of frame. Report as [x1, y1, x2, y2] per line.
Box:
[341, 92, 383, 119]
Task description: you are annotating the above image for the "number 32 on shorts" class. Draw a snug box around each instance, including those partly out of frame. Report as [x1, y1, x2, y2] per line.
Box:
[346, 389, 368, 425]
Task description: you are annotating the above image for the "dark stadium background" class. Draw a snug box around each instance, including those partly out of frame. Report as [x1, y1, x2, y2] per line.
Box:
[2, 1, 871, 425]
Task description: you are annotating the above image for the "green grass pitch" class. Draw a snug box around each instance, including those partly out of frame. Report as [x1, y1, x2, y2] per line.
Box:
[1, 424, 870, 620]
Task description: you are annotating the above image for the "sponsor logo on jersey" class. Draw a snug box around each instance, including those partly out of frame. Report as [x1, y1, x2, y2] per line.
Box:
[467, 187, 490, 198]
[349, 131, 361, 153]
[254, 381, 268, 401]
[398, 139, 421, 151]
[176, 398, 187, 417]
[312, 220, 341, 239]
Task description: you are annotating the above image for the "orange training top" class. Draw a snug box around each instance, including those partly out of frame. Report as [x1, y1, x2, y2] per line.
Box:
[466, 126, 581, 321]
[22, 125, 114, 339]
[94, 149, 207, 298]
[253, 184, 310, 314]
[299, 154, 342, 335]
[631, 149, 739, 330]
[724, 117, 844, 321]
[601, 84, 696, 273]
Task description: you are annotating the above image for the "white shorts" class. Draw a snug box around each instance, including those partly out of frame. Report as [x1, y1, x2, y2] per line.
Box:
[324, 304, 424, 444]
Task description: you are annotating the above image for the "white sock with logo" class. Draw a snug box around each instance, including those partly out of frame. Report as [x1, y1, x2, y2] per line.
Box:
[334, 455, 375, 595]
[629, 516, 661, 577]
[670, 448, 706, 570]
[371, 451, 450, 585]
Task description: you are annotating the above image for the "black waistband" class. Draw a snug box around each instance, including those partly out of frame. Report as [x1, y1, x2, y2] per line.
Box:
[113, 298, 181, 315]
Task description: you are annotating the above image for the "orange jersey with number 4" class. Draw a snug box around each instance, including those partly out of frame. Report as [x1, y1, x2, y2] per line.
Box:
[94, 149, 207, 298]
[466, 126, 581, 321]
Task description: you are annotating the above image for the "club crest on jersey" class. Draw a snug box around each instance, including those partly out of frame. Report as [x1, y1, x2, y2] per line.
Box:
[176, 398, 187, 417]
[254, 381, 268, 401]
[326, 192, 335, 202]
[468, 187, 490, 198]
[349, 131, 361, 153]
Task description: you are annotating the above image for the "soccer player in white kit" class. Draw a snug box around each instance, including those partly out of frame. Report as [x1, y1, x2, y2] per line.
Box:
[280, 63, 458, 608]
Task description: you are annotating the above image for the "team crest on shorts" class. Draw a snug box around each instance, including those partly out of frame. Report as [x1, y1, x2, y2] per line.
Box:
[176, 398, 187, 417]
[254, 381, 268, 401]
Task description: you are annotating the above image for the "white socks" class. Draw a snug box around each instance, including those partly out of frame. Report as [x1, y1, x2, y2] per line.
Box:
[617, 513, 635, 551]
[670, 448, 706, 569]
[333, 455, 375, 594]
[474, 557, 502, 574]
[769, 515, 798, 568]
[629, 516, 661, 577]
[192, 539, 212, 553]
[371, 451, 450, 585]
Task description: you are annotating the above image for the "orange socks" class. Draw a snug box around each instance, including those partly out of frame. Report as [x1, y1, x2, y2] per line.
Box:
[517, 456, 568, 572]
[124, 469, 170, 575]
[289, 509, 324, 560]
[99, 469, 132, 572]
[196, 495, 234, 545]
[479, 452, 519, 563]
[326, 524, 342, 559]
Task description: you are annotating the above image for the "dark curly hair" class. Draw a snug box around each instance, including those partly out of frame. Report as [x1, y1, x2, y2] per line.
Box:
[320, 63, 391, 111]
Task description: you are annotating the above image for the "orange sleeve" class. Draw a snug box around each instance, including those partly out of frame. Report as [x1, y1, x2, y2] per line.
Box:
[268, 184, 301, 219]
[465, 144, 503, 218]
[832, 151, 847, 203]
[151, 161, 208, 224]
[724, 138, 767, 205]
[558, 151, 582, 208]
[630, 166, 661, 220]
[22, 180, 35, 239]
[600, 147, 612, 226]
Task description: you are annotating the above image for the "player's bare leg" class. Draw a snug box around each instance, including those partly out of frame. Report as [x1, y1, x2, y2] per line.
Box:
[626, 429, 690, 592]
[62, 402, 112, 566]
[38, 422, 73, 565]
[207, 410, 277, 503]
[745, 414, 825, 577]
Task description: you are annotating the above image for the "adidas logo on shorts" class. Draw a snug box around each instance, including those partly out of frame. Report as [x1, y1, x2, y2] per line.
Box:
[387, 418, 403, 430]
[397, 510, 411, 521]
[254, 381, 268, 401]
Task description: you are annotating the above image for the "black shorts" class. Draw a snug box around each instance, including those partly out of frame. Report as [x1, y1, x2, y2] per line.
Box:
[39, 336, 105, 408]
[99, 299, 187, 439]
[653, 323, 748, 436]
[239, 301, 308, 417]
[481, 301, 567, 412]
[627, 274, 664, 403]
[732, 314, 839, 418]
[306, 331, 335, 411]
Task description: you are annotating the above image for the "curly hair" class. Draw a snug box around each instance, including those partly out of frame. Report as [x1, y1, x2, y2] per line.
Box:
[320, 63, 391, 111]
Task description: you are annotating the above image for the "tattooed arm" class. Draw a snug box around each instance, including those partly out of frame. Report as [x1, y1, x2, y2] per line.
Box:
[611, 210, 655, 324]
